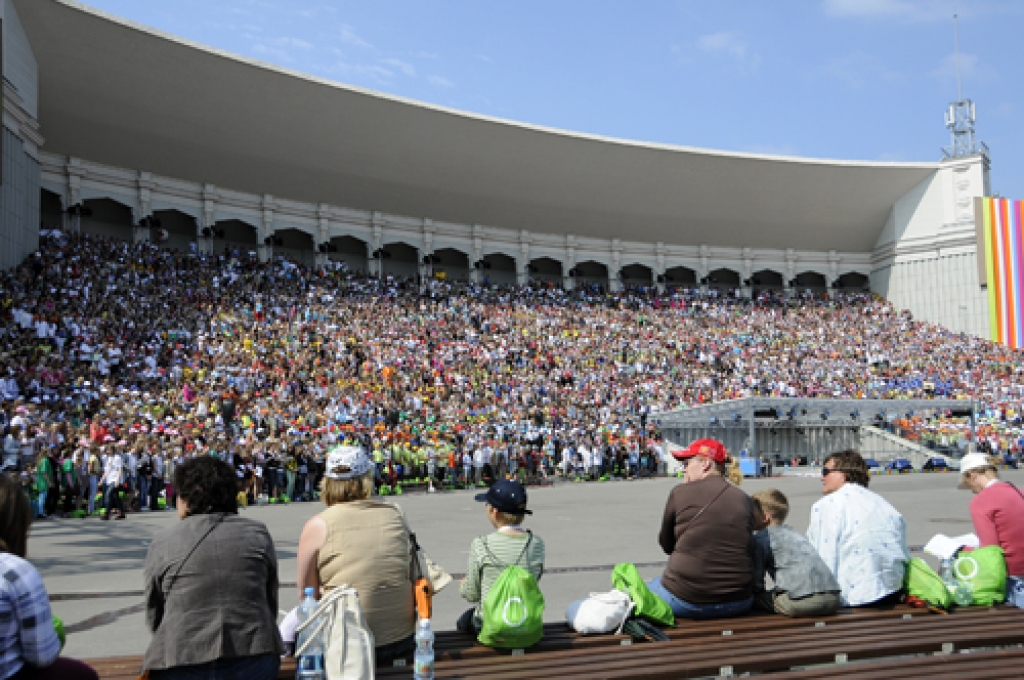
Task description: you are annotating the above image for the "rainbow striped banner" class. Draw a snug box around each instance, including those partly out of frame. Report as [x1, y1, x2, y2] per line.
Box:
[980, 197, 1024, 348]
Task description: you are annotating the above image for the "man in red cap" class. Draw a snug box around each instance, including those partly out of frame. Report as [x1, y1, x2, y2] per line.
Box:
[646, 438, 755, 620]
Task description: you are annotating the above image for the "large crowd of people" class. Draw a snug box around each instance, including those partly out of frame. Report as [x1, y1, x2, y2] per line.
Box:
[1, 230, 1024, 521]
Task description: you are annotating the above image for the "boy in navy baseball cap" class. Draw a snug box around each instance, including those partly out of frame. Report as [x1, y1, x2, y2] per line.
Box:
[457, 479, 545, 636]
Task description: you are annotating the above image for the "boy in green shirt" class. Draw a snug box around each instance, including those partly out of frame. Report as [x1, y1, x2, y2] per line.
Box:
[457, 480, 545, 634]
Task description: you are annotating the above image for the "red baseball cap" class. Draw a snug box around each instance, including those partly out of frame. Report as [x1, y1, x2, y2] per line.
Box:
[673, 438, 728, 464]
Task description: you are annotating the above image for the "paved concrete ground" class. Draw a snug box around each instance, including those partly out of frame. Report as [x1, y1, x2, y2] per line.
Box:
[27, 468, 1018, 660]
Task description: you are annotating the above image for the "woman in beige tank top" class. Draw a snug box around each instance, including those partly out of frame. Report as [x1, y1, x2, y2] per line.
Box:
[294, 446, 416, 662]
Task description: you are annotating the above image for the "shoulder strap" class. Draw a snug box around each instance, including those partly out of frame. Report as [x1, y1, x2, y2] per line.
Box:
[482, 531, 534, 571]
[1006, 482, 1024, 504]
[165, 514, 225, 599]
[678, 480, 730, 539]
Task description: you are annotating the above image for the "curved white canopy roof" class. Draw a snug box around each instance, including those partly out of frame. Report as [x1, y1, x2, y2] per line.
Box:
[16, 0, 940, 252]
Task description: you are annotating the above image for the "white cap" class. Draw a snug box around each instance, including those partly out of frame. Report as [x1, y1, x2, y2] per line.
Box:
[325, 446, 372, 480]
[958, 453, 995, 488]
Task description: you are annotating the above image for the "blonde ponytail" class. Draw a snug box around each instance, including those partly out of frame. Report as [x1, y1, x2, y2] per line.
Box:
[720, 456, 743, 486]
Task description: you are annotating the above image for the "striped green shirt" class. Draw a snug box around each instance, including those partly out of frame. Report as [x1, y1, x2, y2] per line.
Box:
[460, 531, 546, 614]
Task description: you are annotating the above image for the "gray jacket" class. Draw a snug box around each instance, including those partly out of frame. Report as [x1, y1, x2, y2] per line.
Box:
[752, 524, 841, 600]
[143, 513, 284, 670]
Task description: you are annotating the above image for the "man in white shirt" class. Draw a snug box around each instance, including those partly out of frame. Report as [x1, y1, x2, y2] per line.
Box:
[99, 448, 127, 520]
[807, 450, 908, 606]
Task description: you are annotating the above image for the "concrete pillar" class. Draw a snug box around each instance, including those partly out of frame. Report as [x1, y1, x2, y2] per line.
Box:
[518, 230, 531, 286]
[610, 239, 622, 292]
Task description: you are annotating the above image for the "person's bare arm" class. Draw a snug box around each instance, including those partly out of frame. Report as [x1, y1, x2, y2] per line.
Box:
[296, 514, 327, 601]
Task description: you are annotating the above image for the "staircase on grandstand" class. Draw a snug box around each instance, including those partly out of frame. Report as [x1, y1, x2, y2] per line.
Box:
[655, 397, 975, 471]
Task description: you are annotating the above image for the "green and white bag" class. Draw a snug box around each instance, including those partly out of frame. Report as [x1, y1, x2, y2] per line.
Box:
[954, 546, 1007, 606]
[477, 534, 545, 649]
[903, 557, 952, 611]
[612, 562, 675, 627]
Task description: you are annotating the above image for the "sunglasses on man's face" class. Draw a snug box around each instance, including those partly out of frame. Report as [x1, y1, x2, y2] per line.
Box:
[821, 467, 842, 478]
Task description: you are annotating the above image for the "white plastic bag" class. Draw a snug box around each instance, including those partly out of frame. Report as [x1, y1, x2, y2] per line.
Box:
[565, 589, 634, 635]
[295, 585, 376, 680]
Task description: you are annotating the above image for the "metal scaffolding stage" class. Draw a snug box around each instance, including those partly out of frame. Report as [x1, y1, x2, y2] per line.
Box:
[654, 397, 976, 466]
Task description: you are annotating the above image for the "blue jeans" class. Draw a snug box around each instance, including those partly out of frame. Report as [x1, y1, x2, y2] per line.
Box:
[646, 576, 753, 620]
[36, 489, 48, 518]
[149, 653, 279, 680]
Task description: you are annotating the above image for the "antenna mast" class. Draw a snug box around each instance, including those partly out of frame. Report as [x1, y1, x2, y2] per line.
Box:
[941, 8, 986, 160]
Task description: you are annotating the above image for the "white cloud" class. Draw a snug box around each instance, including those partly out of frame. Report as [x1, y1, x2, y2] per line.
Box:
[821, 51, 905, 88]
[269, 36, 314, 51]
[697, 32, 759, 71]
[339, 24, 373, 50]
[931, 52, 996, 90]
[821, 0, 951, 22]
[428, 75, 455, 88]
[381, 58, 416, 77]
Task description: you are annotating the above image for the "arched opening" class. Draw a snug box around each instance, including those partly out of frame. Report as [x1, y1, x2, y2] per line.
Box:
[664, 266, 697, 289]
[529, 257, 563, 286]
[620, 263, 653, 289]
[707, 268, 741, 291]
[573, 260, 609, 292]
[750, 269, 785, 291]
[40, 189, 63, 232]
[479, 253, 517, 286]
[274, 228, 316, 265]
[432, 248, 470, 281]
[793, 271, 828, 291]
[381, 241, 419, 278]
[836, 271, 870, 291]
[213, 219, 259, 256]
[152, 209, 196, 253]
[328, 235, 368, 273]
[81, 198, 133, 241]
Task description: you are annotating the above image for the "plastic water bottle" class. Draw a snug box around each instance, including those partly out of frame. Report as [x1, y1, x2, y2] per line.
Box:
[941, 558, 974, 606]
[413, 618, 435, 680]
[296, 588, 325, 680]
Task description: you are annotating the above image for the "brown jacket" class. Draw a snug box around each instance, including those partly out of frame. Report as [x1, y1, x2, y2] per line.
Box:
[658, 476, 754, 604]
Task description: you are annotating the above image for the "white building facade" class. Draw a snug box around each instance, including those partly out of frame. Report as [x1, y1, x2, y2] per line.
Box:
[8, 0, 998, 340]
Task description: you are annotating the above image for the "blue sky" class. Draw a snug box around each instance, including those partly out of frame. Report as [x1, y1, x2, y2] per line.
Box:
[82, 0, 1024, 199]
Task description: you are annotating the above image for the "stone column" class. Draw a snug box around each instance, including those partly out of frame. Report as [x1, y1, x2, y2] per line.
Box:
[655, 241, 666, 294]
[827, 250, 840, 299]
[564, 235, 577, 291]
[421, 219, 435, 283]
[699, 244, 710, 295]
[741, 247, 753, 300]
[785, 248, 796, 298]
[471, 226, 483, 284]
[610, 239, 622, 292]
[258, 194, 275, 263]
[315, 204, 331, 267]
[66, 158, 85, 233]
[198, 184, 217, 255]
[371, 216, 384, 278]
[517, 230, 531, 286]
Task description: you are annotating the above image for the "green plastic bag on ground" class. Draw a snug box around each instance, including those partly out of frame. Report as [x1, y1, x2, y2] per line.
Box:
[903, 557, 952, 610]
[478, 565, 545, 649]
[955, 546, 1007, 606]
[612, 563, 675, 626]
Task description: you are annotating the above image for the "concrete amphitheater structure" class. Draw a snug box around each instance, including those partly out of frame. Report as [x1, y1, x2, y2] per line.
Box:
[2, 0, 993, 337]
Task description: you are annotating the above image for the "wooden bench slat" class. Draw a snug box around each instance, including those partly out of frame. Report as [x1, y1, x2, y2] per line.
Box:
[762, 645, 1024, 679]
[378, 609, 1024, 679]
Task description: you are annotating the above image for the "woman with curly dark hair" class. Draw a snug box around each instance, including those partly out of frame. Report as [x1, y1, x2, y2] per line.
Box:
[141, 456, 283, 680]
[807, 449, 909, 608]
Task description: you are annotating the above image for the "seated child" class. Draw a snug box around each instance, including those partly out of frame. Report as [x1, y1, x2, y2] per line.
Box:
[457, 479, 546, 634]
[751, 489, 842, 617]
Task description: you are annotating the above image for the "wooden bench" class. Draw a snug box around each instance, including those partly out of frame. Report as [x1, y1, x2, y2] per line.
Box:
[90, 605, 1024, 679]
